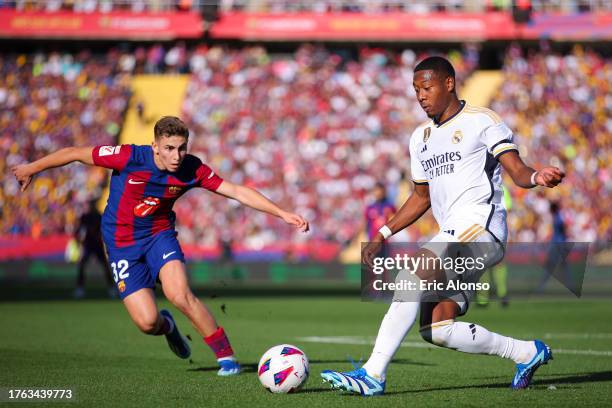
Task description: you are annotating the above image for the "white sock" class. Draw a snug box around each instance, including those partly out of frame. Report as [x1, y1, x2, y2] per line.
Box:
[425, 320, 537, 364]
[362, 301, 419, 381]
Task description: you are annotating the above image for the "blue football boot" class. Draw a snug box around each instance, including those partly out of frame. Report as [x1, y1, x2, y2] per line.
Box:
[217, 359, 241, 376]
[511, 339, 553, 390]
[321, 367, 385, 396]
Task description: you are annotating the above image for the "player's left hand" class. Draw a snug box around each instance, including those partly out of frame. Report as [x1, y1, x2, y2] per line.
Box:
[535, 167, 565, 188]
[281, 211, 309, 233]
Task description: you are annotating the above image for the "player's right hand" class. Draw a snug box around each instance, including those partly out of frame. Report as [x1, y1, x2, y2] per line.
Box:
[281, 211, 309, 233]
[535, 166, 565, 188]
[11, 164, 34, 192]
[362, 239, 383, 269]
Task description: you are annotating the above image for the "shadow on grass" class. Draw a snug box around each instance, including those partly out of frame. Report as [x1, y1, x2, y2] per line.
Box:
[298, 387, 337, 394]
[384, 370, 612, 395]
[187, 362, 258, 373]
[187, 357, 437, 375]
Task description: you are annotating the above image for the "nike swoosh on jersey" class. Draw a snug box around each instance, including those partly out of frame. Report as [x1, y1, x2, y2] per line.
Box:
[163, 251, 176, 260]
[128, 179, 145, 184]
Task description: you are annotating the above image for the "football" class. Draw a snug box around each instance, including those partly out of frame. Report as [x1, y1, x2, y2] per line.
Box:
[257, 344, 309, 393]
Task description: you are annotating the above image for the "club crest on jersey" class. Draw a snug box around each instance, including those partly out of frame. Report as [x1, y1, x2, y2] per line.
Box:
[452, 130, 463, 144]
[117, 280, 126, 293]
[168, 186, 182, 195]
[423, 127, 431, 143]
[134, 196, 160, 217]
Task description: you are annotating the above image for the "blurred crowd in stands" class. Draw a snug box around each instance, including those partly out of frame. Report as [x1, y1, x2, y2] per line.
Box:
[0, 50, 131, 237]
[1, 0, 197, 12]
[178, 45, 477, 247]
[1, 43, 609, 254]
[2, 0, 611, 14]
[491, 44, 610, 243]
[222, 0, 612, 13]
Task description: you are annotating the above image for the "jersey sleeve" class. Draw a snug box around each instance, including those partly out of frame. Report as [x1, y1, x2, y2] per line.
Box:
[92, 145, 132, 171]
[480, 118, 519, 160]
[409, 135, 428, 185]
[195, 159, 224, 191]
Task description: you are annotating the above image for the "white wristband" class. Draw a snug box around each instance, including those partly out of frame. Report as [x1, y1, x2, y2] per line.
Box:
[530, 171, 538, 187]
[378, 225, 393, 240]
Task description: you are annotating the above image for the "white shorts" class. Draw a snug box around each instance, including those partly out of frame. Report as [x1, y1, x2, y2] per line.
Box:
[392, 221, 505, 316]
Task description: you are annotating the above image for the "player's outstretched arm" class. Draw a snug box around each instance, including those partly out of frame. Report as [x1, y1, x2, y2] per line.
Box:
[362, 183, 430, 267]
[382, 183, 430, 240]
[498, 151, 565, 189]
[215, 181, 309, 233]
[11, 147, 94, 192]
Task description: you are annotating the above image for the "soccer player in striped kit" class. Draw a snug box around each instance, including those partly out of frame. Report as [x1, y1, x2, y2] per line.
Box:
[12, 116, 309, 376]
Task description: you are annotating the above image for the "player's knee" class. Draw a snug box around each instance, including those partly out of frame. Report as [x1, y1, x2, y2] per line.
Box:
[420, 320, 454, 347]
[135, 314, 160, 334]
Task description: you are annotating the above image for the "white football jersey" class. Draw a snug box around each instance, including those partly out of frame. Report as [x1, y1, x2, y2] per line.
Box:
[409, 101, 518, 243]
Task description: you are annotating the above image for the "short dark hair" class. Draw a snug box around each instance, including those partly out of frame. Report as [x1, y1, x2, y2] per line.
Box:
[414, 56, 456, 80]
[154, 116, 189, 140]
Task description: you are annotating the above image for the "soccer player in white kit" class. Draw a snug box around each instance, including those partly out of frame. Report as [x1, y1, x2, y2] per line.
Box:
[321, 56, 565, 395]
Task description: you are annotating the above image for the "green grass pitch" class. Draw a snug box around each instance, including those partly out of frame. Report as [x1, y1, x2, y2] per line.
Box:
[1, 296, 611, 407]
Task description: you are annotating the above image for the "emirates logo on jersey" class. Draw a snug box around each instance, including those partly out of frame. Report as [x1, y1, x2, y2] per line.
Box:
[423, 127, 431, 143]
[134, 196, 160, 217]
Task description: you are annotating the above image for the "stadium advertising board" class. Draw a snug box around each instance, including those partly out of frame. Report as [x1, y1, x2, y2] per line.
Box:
[211, 11, 612, 41]
[210, 11, 517, 41]
[0, 10, 203, 39]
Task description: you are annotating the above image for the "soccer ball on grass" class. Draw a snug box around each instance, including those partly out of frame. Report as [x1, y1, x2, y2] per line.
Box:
[257, 344, 309, 393]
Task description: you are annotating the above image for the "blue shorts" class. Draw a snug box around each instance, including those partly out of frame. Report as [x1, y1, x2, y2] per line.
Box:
[104, 230, 185, 299]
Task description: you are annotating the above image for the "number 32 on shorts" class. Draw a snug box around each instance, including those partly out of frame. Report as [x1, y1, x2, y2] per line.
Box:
[111, 260, 129, 283]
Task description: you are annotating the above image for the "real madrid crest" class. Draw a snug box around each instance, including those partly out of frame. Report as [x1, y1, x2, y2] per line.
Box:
[452, 130, 463, 144]
[423, 127, 431, 143]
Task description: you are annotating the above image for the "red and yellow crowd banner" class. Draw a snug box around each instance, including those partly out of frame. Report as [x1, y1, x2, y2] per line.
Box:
[210, 11, 612, 41]
[0, 10, 203, 39]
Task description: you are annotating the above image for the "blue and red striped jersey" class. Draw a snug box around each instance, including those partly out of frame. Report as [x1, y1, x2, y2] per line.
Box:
[92, 144, 223, 248]
[364, 201, 396, 241]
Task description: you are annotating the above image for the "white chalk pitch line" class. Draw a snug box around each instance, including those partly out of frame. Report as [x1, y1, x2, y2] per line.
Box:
[297, 336, 612, 357]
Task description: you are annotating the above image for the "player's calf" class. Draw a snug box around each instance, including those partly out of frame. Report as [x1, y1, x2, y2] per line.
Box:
[419, 319, 454, 347]
[167, 290, 198, 315]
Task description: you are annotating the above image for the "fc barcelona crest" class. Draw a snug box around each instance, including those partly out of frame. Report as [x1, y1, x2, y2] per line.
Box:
[169, 186, 182, 195]
[423, 127, 431, 143]
[452, 130, 463, 144]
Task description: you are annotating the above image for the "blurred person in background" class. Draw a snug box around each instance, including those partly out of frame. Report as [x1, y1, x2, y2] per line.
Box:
[476, 185, 512, 307]
[537, 201, 571, 292]
[364, 183, 396, 241]
[73, 199, 117, 299]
